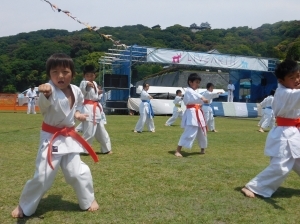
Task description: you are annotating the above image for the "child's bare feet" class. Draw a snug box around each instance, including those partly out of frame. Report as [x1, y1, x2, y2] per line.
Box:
[11, 205, 24, 218]
[88, 200, 99, 212]
[175, 151, 183, 157]
[212, 130, 218, 132]
[258, 128, 264, 133]
[241, 187, 256, 198]
[107, 151, 113, 154]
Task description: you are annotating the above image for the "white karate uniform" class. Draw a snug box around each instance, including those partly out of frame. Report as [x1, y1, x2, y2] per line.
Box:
[27, 89, 37, 114]
[165, 96, 183, 126]
[201, 90, 220, 131]
[227, 84, 235, 102]
[134, 90, 155, 132]
[245, 84, 300, 197]
[259, 96, 275, 129]
[258, 108, 265, 126]
[80, 80, 111, 153]
[19, 81, 95, 216]
[178, 87, 207, 149]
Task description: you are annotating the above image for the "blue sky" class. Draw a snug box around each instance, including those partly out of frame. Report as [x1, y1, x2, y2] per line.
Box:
[1, 0, 299, 37]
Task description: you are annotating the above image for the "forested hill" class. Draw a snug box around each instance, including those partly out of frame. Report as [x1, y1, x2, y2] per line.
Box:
[0, 20, 299, 93]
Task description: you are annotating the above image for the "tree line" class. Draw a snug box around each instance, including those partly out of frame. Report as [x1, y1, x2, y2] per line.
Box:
[0, 20, 299, 93]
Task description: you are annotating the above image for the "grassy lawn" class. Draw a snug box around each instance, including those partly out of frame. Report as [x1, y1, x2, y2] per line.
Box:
[1, 113, 300, 223]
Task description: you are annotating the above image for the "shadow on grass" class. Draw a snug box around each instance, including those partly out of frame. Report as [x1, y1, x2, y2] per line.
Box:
[16, 195, 80, 223]
[168, 150, 204, 157]
[235, 186, 300, 210]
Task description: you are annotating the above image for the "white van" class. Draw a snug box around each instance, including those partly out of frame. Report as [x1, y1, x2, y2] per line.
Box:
[17, 87, 39, 106]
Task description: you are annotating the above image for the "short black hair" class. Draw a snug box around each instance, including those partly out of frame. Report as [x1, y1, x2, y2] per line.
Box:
[187, 73, 201, 86]
[275, 59, 299, 80]
[83, 65, 96, 75]
[176, 90, 182, 95]
[46, 53, 75, 77]
[206, 83, 214, 89]
[143, 82, 149, 88]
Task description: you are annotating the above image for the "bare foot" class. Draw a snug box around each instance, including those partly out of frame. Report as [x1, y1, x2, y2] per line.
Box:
[258, 129, 264, 133]
[88, 200, 99, 212]
[241, 187, 256, 198]
[106, 151, 113, 154]
[175, 151, 183, 157]
[151, 130, 155, 133]
[133, 130, 137, 133]
[11, 205, 24, 218]
[164, 124, 170, 126]
[212, 130, 218, 132]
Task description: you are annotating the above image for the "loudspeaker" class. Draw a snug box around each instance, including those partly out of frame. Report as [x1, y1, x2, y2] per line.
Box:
[131, 68, 138, 80]
[261, 78, 267, 86]
[104, 74, 128, 88]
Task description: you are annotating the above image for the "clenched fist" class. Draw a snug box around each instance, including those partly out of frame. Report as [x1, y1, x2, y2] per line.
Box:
[38, 84, 52, 98]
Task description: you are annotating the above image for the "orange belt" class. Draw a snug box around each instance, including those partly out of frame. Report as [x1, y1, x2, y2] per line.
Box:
[186, 104, 207, 134]
[276, 117, 300, 127]
[42, 122, 99, 170]
[84, 99, 102, 125]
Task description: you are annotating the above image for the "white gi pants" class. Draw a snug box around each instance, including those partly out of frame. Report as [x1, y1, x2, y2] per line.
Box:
[203, 105, 215, 131]
[260, 109, 275, 129]
[134, 113, 155, 132]
[82, 121, 111, 153]
[227, 91, 234, 102]
[27, 98, 36, 114]
[245, 149, 300, 197]
[165, 109, 183, 126]
[19, 143, 95, 216]
[178, 125, 207, 149]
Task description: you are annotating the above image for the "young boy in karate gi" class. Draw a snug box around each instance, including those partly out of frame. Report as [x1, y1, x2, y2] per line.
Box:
[201, 83, 222, 132]
[26, 85, 37, 114]
[242, 59, 300, 198]
[11, 53, 99, 218]
[175, 73, 209, 157]
[79, 65, 112, 154]
[134, 82, 155, 133]
[258, 90, 276, 133]
[165, 90, 183, 126]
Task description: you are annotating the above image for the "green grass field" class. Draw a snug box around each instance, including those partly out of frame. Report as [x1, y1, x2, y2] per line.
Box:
[1, 113, 300, 224]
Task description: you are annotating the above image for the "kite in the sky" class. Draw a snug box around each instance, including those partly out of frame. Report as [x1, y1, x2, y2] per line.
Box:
[40, 0, 127, 48]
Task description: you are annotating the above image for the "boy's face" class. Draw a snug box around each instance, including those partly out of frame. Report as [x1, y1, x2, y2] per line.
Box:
[208, 86, 214, 92]
[49, 66, 73, 90]
[144, 84, 150, 91]
[278, 70, 300, 89]
[189, 80, 201, 90]
[177, 92, 182, 97]
[84, 72, 96, 82]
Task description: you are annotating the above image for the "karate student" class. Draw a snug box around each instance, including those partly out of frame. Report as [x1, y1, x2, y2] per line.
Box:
[80, 65, 112, 154]
[12, 53, 99, 218]
[134, 82, 155, 133]
[227, 80, 235, 102]
[175, 73, 209, 157]
[165, 90, 184, 126]
[26, 85, 37, 114]
[201, 83, 222, 132]
[258, 90, 276, 133]
[242, 59, 300, 198]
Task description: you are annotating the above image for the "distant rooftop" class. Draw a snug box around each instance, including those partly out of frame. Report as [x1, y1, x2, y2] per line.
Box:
[190, 22, 211, 32]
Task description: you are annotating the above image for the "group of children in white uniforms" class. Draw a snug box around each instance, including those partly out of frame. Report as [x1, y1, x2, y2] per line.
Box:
[11, 54, 300, 219]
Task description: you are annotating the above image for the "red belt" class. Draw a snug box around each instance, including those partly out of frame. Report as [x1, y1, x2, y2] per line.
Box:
[186, 104, 207, 134]
[42, 122, 99, 170]
[276, 117, 300, 127]
[84, 99, 102, 125]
